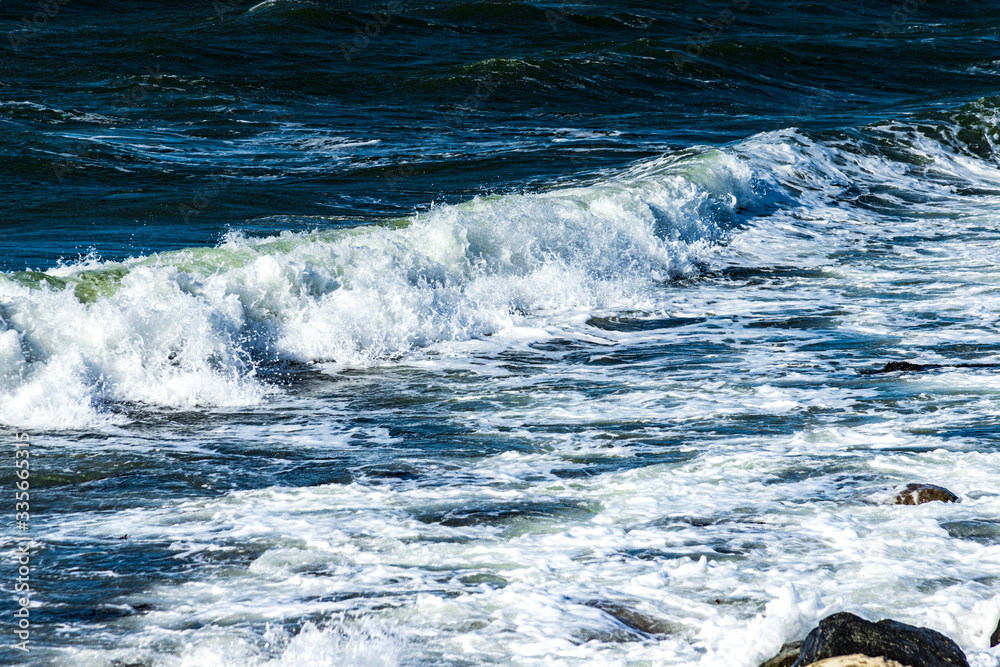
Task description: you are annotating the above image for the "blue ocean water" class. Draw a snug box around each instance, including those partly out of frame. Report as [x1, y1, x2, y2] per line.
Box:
[3, 1, 1000, 665]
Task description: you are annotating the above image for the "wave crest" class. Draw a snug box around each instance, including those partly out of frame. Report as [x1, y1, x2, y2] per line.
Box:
[0, 149, 752, 428]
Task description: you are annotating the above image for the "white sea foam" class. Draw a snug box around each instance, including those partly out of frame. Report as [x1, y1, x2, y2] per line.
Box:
[58, 618, 401, 667]
[0, 149, 751, 428]
[11, 115, 1000, 666]
[42, 422, 1000, 665]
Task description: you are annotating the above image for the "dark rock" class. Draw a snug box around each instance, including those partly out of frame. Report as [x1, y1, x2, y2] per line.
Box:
[860, 361, 938, 375]
[860, 361, 1000, 376]
[583, 600, 678, 636]
[791, 612, 969, 667]
[883, 361, 937, 373]
[939, 520, 1000, 544]
[893, 483, 959, 506]
[991, 616, 1000, 647]
[760, 641, 803, 667]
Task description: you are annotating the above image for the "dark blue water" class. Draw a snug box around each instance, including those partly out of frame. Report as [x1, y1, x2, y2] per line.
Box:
[4, 2, 1000, 665]
[4, 0, 999, 271]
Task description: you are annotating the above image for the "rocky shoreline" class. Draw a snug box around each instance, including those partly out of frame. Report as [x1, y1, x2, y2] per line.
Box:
[759, 482, 996, 667]
[760, 612, 975, 667]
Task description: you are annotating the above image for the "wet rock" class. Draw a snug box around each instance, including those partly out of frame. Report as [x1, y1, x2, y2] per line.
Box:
[583, 600, 678, 635]
[860, 361, 938, 375]
[991, 617, 1000, 647]
[760, 641, 803, 667]
[883, 361, 936, 373]
[805, 656, 906, 667]
[893, 483, 959, 505]
[939, 519, 1000, 544]
[791, 612, 969, 667]
[860, 360, 1000, 375]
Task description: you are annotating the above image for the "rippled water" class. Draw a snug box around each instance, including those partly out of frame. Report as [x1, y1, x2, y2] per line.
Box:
[4, 1, 1000, 666]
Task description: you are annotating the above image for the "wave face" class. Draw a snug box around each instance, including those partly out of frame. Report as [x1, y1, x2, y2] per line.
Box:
[5, 94, 1000, 430]
[0, 150, 752, 428]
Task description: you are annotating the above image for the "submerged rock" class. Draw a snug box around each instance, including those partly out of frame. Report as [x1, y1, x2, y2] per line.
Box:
[859, 361, 937, 375]
[760, 641, 803, 667]
[880, 361, 937, 373]
[991, 617, 1000, 647]
[893, 483, 959, 505]
[805, 656, 906, 667]
[791, 612, 969, 667]
[860, 360, 1000, 375]
[583, 600, 678, 636]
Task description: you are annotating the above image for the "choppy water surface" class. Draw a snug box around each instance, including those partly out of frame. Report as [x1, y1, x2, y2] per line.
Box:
[3, 1, 1000, 665]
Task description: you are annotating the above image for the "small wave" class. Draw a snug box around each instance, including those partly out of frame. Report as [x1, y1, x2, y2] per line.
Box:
[0, 149, 752, 428]
[8, 97, 1000, 431]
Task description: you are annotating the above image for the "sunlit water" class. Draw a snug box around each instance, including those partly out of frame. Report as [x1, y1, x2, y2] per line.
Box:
[4, 1, 1000, 665]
